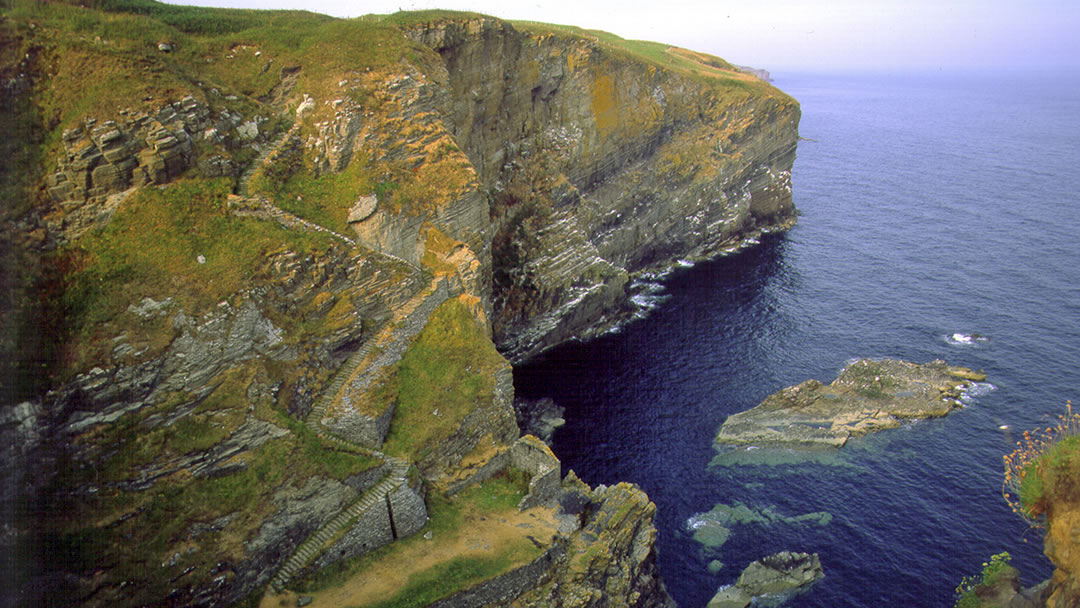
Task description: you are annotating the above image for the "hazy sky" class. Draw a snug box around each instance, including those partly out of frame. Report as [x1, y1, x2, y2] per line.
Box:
[160, 0, 1079, 72]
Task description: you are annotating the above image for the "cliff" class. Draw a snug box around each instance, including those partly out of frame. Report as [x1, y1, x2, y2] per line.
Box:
[405, 18, 799, 361]
[0, 2, 799, 606]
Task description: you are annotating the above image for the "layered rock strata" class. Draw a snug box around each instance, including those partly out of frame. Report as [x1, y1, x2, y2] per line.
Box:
[2, 6, 796, 607]
[406, 18, 800, 361]
[715, 359, 987, 448]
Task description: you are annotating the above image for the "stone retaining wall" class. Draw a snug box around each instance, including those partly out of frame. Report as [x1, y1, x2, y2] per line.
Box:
[427, 541, 567, 608]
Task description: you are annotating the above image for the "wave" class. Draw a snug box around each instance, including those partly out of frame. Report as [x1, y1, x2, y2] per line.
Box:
[959, 381, 996, 404]
[945, 332, 990, 346]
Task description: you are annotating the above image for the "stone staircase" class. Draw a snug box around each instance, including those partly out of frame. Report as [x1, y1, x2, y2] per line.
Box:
[230, 195, 357, 247]
[303, 318, 387, 432]
[268, 455, 410, 593]
[236, 126, 296, 197]
[264, 279, 449, 595]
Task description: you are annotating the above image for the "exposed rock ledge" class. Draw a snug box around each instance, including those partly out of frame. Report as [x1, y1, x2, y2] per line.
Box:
[715, 359, 987, 448]
[708, 551, 823, 608]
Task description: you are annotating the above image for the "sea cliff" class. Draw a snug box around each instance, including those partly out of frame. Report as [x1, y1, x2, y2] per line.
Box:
[0, 3, 799, 606]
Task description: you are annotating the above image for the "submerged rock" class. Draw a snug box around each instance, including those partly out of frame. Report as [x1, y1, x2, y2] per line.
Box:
[708, 551, 823, 608]
[513, 397, 566, 444]
[715, 358, 987, 449]
[688, 502, 831, 553]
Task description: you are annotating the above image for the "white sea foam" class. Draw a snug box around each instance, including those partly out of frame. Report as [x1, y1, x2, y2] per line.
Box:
[946, 332, 990, 346]
[629, 280, 666, 294]
[630, 293, 670, 310]
[686, 513, 711, 531]
[959, 381, 997, 404]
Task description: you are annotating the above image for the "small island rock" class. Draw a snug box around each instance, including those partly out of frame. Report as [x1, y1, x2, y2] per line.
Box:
[708, 551, 824, 608]
[715, 358, 986, 448]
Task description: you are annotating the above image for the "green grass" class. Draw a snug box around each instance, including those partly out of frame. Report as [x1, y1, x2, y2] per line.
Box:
[7, 0, 415, 141]
[291, 469, 532, 598]
[363, 553, 519, 608]
[380, 297, 509, 461]
[955, 552, 1015, 608]
[58, 178, 330, 373]
[252, 149, 377, 235]
[1020, 435, 1080, 516]
[511, 20, 757, 86]
[453, 468, 530, 512]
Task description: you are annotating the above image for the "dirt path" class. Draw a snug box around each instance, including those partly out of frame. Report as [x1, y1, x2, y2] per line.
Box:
[262, 505, 560, 608]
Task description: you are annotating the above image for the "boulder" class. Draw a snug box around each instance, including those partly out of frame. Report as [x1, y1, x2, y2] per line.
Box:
[708, 551, 823, 608]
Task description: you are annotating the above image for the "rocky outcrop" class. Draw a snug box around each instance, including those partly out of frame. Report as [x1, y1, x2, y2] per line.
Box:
[4, 6, 801, 607]
[715, 359, 987, 448]
[45, 95, 274, 242]
[708, 551, 823, 608]
[962, 567, 1049, 608]
[509, 476, 676, 608]
[405, 17, 800, 362]
[688, 502, 831, 552]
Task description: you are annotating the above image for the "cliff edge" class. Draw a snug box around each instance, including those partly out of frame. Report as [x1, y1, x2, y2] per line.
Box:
[0, 3, 798, 606]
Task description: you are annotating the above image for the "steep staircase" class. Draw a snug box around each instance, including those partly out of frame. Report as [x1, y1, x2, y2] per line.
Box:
[231, 195, 358, 247]
[265, 279, 449, 595]
[236, 126, 295, 197]
[226, 122, 358, 247]
[309, 276, 447, 430]
[268, 455, 410, 593]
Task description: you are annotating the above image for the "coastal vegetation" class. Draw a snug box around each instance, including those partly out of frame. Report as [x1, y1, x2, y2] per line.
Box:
[1003, 401, 1080, 526]
[954, 402, 1080, 606]
[280, 470, 542, 607]
[2, 1, 798, 605]
[954, 552, 1016, 608]
[378, 296, 508, 462]
[58, 178, 332, 374]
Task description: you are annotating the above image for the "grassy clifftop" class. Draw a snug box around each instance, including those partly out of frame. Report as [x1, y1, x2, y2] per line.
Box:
[3, 3, 794, 606]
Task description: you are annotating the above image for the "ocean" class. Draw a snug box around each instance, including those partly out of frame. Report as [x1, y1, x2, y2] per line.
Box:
[514, 69, 1080, 607]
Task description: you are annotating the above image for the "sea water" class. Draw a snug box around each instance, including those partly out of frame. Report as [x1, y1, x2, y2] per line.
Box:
[514, 69, 1080, 607]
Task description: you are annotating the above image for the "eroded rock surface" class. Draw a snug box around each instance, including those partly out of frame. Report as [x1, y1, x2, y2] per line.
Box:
[708, 551, 823, 608]
[715, 358, 987, 448]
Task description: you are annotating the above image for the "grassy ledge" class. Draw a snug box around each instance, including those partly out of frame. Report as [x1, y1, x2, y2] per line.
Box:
[378, 296, 508, 462]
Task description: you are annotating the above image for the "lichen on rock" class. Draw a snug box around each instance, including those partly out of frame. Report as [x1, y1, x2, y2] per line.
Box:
[2, 4, 803, 606]
[715, 358, 988, 449]
[708, 551, 824, 608]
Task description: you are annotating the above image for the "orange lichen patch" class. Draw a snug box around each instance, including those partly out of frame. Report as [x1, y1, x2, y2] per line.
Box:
[1046, 505, 1080, 607]
[590, 73, 618, 135]
[455, 293, 488, 329]
[421, 224, 461, 276]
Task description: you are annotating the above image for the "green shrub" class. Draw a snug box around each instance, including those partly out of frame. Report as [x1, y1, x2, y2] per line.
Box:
[1003, 402, 1080, 525]
[955, 552, 1014, 608]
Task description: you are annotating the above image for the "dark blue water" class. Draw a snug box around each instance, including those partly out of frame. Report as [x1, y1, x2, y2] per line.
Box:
[515, 70, 1080, 607]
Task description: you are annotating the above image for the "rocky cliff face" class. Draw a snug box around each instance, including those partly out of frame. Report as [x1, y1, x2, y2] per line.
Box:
[407, 18, 800, 361]
[1043, 498, 1080, 606]
[1, 5, 797, 607]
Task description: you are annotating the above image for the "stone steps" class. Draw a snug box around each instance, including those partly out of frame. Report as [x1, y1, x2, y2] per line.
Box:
[264, 253, 443, 599]
[309, 277, 446, 431]
[256, 197, 358, 246]
[268, 468, 410, 593]
[236, 127, 294, 197]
